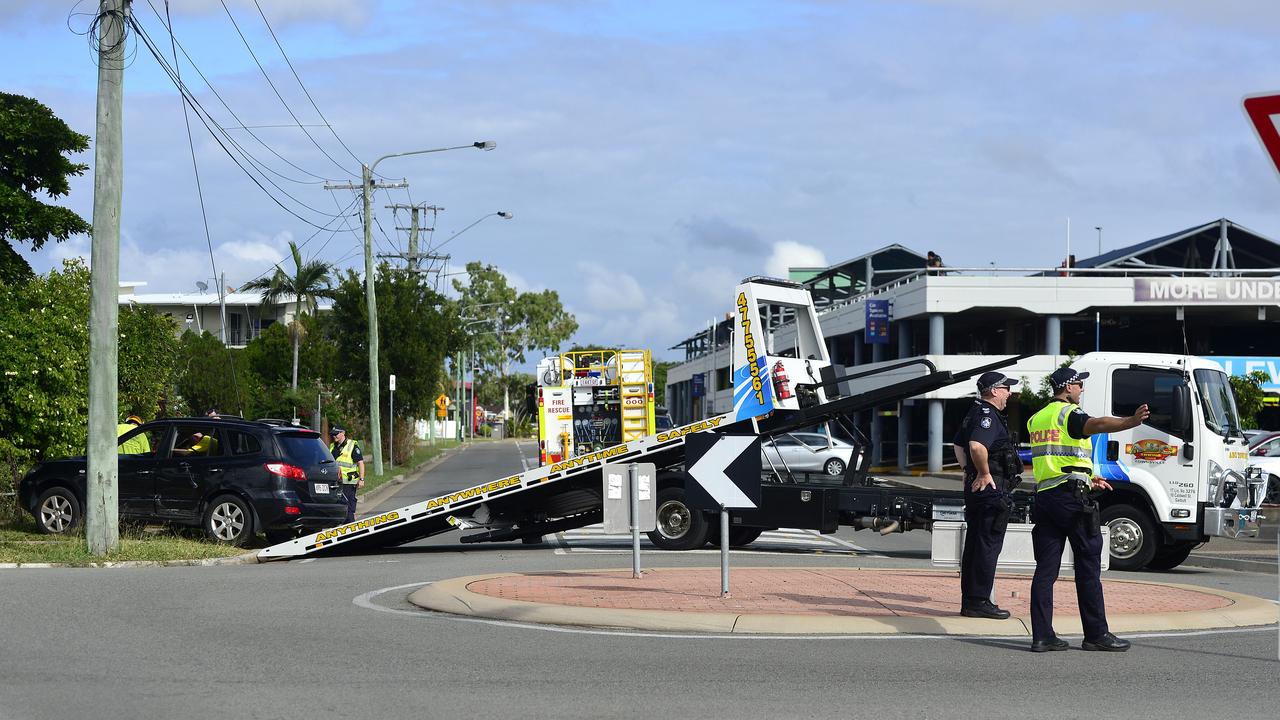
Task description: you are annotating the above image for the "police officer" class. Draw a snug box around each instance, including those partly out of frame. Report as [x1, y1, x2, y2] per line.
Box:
[329, 425, 365, 523]
[952, 370, 1020, 620]
[1026, 367, 1149, 652]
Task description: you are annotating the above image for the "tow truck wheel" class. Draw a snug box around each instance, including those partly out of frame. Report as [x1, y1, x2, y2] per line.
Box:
[1101, 503, 1157, 571]
[1265, 474, 1280, 505]
[728, 527, 765, 547]
[1145, 540, 1196, 571]
[648, 487, 709, 550]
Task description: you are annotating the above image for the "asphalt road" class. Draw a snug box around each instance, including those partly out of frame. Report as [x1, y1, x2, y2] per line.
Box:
[2, 440, 1277, 720]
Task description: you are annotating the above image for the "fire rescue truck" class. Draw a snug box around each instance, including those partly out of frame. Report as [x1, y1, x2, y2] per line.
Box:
[531, 349, 656, 466]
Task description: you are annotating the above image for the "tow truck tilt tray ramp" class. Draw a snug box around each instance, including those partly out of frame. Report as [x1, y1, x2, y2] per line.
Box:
[259, 279, 1024, 560]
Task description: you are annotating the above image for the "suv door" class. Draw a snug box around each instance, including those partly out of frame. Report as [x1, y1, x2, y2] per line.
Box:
[157, 423, 226, 520]
[117, 423, 167, 516]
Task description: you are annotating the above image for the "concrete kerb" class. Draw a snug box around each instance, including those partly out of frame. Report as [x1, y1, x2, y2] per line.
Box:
[0, 550, 259, 570]
[408, 567, 1279, 636]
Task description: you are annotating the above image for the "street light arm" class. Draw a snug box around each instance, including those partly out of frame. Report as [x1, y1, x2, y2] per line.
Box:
[368, 141, 496, 175]
[432, 211, 513, 252]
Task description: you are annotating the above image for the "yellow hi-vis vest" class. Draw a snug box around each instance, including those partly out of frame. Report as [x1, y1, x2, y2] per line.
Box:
[330, 439, 360, 484]
[1028, 400, 1093, 492]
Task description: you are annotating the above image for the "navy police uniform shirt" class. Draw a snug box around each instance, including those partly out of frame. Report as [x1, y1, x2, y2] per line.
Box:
[952, 399, 1009, 499]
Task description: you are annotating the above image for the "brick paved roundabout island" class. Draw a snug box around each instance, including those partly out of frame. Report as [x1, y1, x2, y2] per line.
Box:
[409, 567, 1279, 635]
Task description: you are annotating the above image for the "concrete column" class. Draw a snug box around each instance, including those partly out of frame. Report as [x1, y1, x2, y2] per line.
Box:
[1045, 315, 1061, 357]
[897, 402, 912, 471]
[897, 320, 912, 359]
[928, 399, 944, 473]
[928, 314, 945, 355]
[870, 342, 885, 464]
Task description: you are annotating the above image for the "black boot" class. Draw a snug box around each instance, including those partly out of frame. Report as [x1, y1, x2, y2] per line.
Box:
[960, 600, 1011, 620]
[1082, 633, 1131, 652]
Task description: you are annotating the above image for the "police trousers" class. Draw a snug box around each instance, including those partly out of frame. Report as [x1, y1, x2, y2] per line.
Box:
[961, 493, 1008, 604]
[1030, 483, 1108, 641]
[342, 484, 358, 523]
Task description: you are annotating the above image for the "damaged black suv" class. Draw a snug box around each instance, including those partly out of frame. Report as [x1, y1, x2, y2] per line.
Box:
[19, 417, 346, 546]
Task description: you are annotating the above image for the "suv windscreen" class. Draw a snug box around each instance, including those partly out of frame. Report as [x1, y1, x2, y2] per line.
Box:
[278, 432, 334, 466]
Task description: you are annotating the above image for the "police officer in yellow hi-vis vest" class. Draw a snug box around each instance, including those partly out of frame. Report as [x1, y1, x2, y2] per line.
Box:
[1026, 367, 1148, 653]
[329, 425, 365, 523]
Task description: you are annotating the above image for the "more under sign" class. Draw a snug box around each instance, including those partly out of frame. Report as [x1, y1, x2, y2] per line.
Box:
[1134, 277, 1280, 304]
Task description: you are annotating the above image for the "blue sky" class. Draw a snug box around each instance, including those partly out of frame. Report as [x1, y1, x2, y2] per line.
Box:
[8, 0, 1280, 361]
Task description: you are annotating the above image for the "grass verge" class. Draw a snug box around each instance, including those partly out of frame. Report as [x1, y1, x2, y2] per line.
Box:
[360, 439, 460, 497]
[0, 520, 245, 565]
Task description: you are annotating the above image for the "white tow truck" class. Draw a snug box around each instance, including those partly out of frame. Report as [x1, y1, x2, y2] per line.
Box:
[1063, 352, 1265, 570]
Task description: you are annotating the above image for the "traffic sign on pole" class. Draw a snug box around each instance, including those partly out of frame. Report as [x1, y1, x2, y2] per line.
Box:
[684, 432, 761, 511]
[1242, 92, 1280, 182]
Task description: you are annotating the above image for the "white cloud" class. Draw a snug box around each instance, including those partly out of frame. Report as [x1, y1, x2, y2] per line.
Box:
[764, 241, 827, 279]
[42, 231, 288, 293]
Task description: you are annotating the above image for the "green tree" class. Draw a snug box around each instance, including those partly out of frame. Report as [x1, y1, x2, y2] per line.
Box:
[118, 305, 180, 420]
[173, 330, 259, 418]
[330, 265, 460, 423]
[0, 260, 180, 468]
[1229, 370, 1270, 429]
[0, 93, 91, 285]
[241, 314, 336, 418]
[652, 360, 677, 406]
[239, 241, 333, 391]
[453, 262, 577, 417]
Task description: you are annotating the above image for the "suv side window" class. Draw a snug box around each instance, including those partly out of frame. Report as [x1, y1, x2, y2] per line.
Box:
[227, 430, 262, 456]
[118, 426, 165, 456]
[173, 424, 224, 457]
[1111, 369, 1184, 438]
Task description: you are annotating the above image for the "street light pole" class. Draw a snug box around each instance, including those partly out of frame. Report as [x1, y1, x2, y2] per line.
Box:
[353, 141, 494, 475]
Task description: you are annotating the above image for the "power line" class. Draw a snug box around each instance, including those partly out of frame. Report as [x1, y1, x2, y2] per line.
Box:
[141, 0, 331, 185]
[128, 15, 351, 230]
[249, 0, 374, 175]
[163, 0, 242, 414]
[220, 0, 357, 178]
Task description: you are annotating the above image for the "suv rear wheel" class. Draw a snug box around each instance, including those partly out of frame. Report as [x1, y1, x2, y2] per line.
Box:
[204, 495, 255, 547]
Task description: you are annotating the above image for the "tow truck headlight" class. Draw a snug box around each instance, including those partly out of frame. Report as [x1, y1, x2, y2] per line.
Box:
[1206, 461, 1224, 506]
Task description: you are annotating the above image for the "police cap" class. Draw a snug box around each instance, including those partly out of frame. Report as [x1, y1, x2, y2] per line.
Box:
[976, 371, 1018, 394]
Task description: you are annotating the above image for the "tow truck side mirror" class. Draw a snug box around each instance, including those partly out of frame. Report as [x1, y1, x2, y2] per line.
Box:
[1171, 383, 1192, 438]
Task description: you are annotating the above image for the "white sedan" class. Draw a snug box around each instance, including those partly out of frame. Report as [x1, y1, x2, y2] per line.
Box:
[760, 432, 857, 476]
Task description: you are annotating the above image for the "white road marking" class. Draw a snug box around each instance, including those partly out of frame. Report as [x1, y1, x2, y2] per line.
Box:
[353, 582, 1278, 641]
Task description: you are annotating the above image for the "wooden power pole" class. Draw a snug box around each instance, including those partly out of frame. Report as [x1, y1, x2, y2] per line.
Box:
[86, 0, 128, 554]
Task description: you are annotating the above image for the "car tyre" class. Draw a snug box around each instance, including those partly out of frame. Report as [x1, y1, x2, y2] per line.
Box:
[1101, 503, 1157, 571]
[1266, 474, 1280, 505]
[824, 458, 846, 476]
[1145, 540, 1196, 571]
[203, 495, 255, 547]
[648, 487, 709, 550]
[35, 487, 81, 535]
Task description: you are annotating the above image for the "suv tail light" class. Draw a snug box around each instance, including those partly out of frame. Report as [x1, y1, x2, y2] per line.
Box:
[265, 462, 307, 480]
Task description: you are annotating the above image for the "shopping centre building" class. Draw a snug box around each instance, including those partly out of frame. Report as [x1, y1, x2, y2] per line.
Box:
[665, 218, 1280, 472]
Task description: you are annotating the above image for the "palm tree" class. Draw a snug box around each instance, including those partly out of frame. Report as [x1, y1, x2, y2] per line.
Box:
[240, 241, 334, 391]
